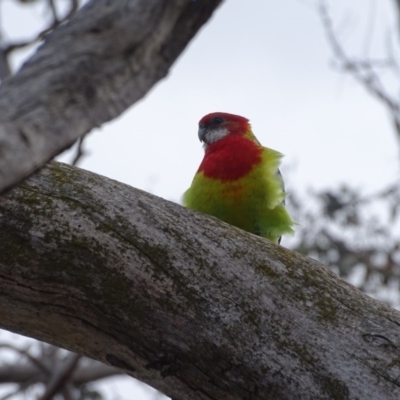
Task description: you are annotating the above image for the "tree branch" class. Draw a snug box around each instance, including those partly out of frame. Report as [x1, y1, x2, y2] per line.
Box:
[1, 162, 400, 399]
[0, 49, 11, 81]
[0, 358, 121, 385]
[0, 343, 50, 375]
[319, 0, 400, 144]
[71, 135, 87, 166]
[39, 353, 81, 400]
[396, 0, 400, 27]
[2, 0, 80, 59]
[0, 0, 222, 193]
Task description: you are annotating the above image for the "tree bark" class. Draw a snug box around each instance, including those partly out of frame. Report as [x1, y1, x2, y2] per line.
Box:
[1, 162, 400, 400]
[0, 0, 222, 193]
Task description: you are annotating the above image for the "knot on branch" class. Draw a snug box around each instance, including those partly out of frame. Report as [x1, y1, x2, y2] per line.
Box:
[146, 352, 179, 378]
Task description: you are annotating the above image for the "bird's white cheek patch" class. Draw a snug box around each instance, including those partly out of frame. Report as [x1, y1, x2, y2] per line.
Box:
[204, 128, 229, 148]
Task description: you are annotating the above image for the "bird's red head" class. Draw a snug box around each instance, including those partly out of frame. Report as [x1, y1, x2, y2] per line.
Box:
[198, 112, 250, 146]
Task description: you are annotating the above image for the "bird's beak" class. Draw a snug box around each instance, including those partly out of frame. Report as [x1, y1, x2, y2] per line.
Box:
[198, 125, 206, 143]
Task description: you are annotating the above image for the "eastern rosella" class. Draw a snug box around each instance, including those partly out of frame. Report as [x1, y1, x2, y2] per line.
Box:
[183, 112, 294, 243]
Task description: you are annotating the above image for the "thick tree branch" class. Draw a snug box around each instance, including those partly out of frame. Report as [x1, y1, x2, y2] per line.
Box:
[2, 0, 80, 60]
[1, 162, 400, 399]
[0, 0, 222, 193]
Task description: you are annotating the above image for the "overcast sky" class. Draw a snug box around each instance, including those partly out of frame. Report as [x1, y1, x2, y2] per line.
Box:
[55, 0, 398, 202]
[5, 0, 399, 199]
[2, 0, 400, 399]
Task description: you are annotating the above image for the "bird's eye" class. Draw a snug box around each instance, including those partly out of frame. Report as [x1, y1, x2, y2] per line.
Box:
[212, 117, 224, 125]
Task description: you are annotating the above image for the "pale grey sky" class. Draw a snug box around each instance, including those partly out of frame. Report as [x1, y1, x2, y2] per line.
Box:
[5, 0, 398, 198]
[56, 0, 398, 201]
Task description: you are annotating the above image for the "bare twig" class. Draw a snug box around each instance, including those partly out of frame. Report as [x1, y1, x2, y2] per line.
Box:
[319, 0, 400, 143]
[39, 354, 81, 400]
[48, 0, 59, 24]
[385, 28, 400, 77]
[362, 0, 376, 58]
[71, 135, 87, 166]
[0, 350, 122, 384]
[3, 0, 80, 56]
[0, 343, 49, 375]
[0, 378, 34, 400]
[396, 0, 400, 36]
[0, 0, 80, 83]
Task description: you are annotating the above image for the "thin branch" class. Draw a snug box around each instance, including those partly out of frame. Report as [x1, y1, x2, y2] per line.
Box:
[3, 0, 80, 56]
[0, 356, 123, 385]
[396, 0, 400, 37]
[0, 378, 33, 400]
[61, 385, 74, 400]
[385, 28, 400, 78]
[71, 135, 87, 166]
[0, 343, 49, 375]
[39, 354, 81, 400]
[48, 0, 59, 24]
[319, 0, 400, 142]
[362, 0, 377, 58]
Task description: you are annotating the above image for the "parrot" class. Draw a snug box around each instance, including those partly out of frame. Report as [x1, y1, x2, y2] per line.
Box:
[183, 112, 294, 244]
